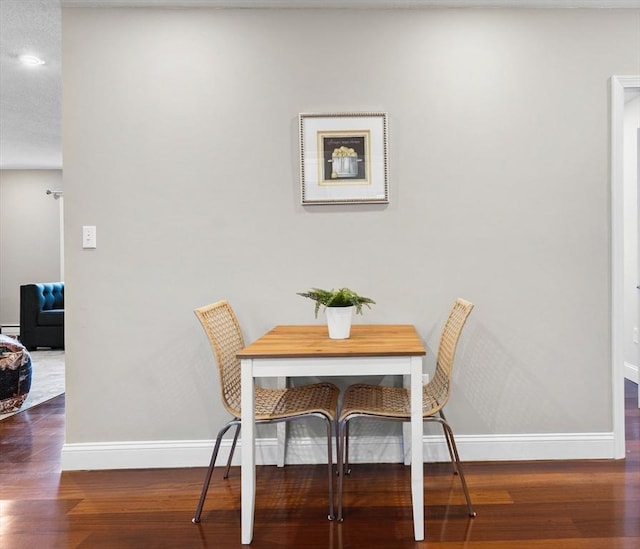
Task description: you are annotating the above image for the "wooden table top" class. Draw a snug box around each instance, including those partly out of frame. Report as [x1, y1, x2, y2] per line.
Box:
[237, 324, 426, 359]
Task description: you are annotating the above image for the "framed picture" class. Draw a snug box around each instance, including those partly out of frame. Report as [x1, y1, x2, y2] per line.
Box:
[299, 112, 389, 205]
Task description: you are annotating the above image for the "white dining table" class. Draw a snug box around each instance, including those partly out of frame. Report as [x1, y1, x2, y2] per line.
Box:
[237, 324, 427, 544]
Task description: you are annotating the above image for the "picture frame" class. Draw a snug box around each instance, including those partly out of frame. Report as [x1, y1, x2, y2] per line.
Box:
[299, 112, 389, 205]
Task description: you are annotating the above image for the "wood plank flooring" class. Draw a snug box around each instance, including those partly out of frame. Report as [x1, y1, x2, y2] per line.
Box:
[0, 380, 638, 548]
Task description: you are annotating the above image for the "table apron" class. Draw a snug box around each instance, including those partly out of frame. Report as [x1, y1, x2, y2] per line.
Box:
[245, 355, 419, 377]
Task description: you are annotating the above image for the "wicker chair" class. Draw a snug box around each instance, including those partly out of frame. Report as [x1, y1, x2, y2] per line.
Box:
[337, 298, 476, 521]
[192, 300, 340, 523]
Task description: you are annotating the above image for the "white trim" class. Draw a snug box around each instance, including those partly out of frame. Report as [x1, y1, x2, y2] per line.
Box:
[611, 75, 640, 458]
[625, 361, 639, 383]
[61, 440, 214, 470]
[60, 1, 640, 9]
[61, 432, 616, 471]
[0, 325, 20, 337]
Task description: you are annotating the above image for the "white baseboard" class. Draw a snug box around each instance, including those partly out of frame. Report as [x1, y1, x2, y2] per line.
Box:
[61, 431, 616, 471]
[625, 361, 639, 383]
[0, 325, 20, 337]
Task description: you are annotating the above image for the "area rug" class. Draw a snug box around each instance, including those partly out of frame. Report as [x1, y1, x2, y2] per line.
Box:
[0, 349, 65, 420]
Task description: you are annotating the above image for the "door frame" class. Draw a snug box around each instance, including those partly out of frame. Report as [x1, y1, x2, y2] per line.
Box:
[611, 75, 640, 458]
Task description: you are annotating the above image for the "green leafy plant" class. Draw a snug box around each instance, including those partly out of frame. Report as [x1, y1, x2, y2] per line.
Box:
[297, 287, 375, 318]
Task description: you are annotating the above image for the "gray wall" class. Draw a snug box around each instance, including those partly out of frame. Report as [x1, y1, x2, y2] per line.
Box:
[61, 7, 640, 461]
[0, 169, 62, 327]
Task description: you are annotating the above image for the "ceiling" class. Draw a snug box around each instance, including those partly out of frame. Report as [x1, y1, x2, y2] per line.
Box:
[1, 0, 639, 170]
[1, 0, 61, 169]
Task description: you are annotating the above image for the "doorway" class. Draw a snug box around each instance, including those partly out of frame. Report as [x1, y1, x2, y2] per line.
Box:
[611, 75, 640, 459]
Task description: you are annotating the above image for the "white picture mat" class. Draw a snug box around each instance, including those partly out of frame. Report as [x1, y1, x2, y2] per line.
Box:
[300, 113, 388, 204]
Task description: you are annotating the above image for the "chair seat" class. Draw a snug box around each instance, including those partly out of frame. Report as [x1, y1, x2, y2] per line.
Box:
[340, 382, 449, 422]
[340, 384, 410, 421]
[255, 382, 339, 421]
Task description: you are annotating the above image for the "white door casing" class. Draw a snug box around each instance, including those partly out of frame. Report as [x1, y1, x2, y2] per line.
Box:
[611, 75, 640, 458]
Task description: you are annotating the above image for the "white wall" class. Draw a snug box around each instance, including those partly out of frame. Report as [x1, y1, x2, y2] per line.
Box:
[61, 7, 640, 469]
[0, 169, 63, 327]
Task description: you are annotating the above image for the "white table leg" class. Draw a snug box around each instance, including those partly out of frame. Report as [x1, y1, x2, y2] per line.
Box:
[410, 355, 424, 541]
[403, 374, 411, 465]
[276, 376, 286, 467]
[241, 358, 255, 544]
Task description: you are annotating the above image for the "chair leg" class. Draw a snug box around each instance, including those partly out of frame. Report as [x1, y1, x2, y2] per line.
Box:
[435, 418, 476, 518]
[325, 418, 335, 521]
[223, 423, 241, 479]
[192, 420, 240, 524]
[333, 418, 342, 475]
[337, 419, 348, 522]
[438, 410, 458, 474]
[344, 421, 351, 476]
[335, 419, 341, 477]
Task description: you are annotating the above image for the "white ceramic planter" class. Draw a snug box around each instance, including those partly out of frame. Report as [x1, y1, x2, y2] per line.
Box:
[325, 306, 354, 339]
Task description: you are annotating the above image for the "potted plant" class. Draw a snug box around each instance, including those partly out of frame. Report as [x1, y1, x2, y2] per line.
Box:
[297, 287, 375, 339]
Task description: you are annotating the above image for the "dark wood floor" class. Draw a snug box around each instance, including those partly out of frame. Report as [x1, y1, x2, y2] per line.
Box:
[1, 381, 638, 548]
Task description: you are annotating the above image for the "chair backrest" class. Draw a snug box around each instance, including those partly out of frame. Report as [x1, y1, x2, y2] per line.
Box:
[194, 300, 244, 417]
[427, 298, 474, 411]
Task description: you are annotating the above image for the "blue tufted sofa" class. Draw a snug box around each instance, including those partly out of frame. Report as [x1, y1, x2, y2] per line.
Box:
[19, 282, 65, 351]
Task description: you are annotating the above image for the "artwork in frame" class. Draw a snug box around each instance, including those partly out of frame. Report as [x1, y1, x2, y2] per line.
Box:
[299, 112, 389, 205]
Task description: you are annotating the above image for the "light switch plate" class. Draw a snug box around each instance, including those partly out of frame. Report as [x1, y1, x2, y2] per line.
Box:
[82, 225, 96, 249]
